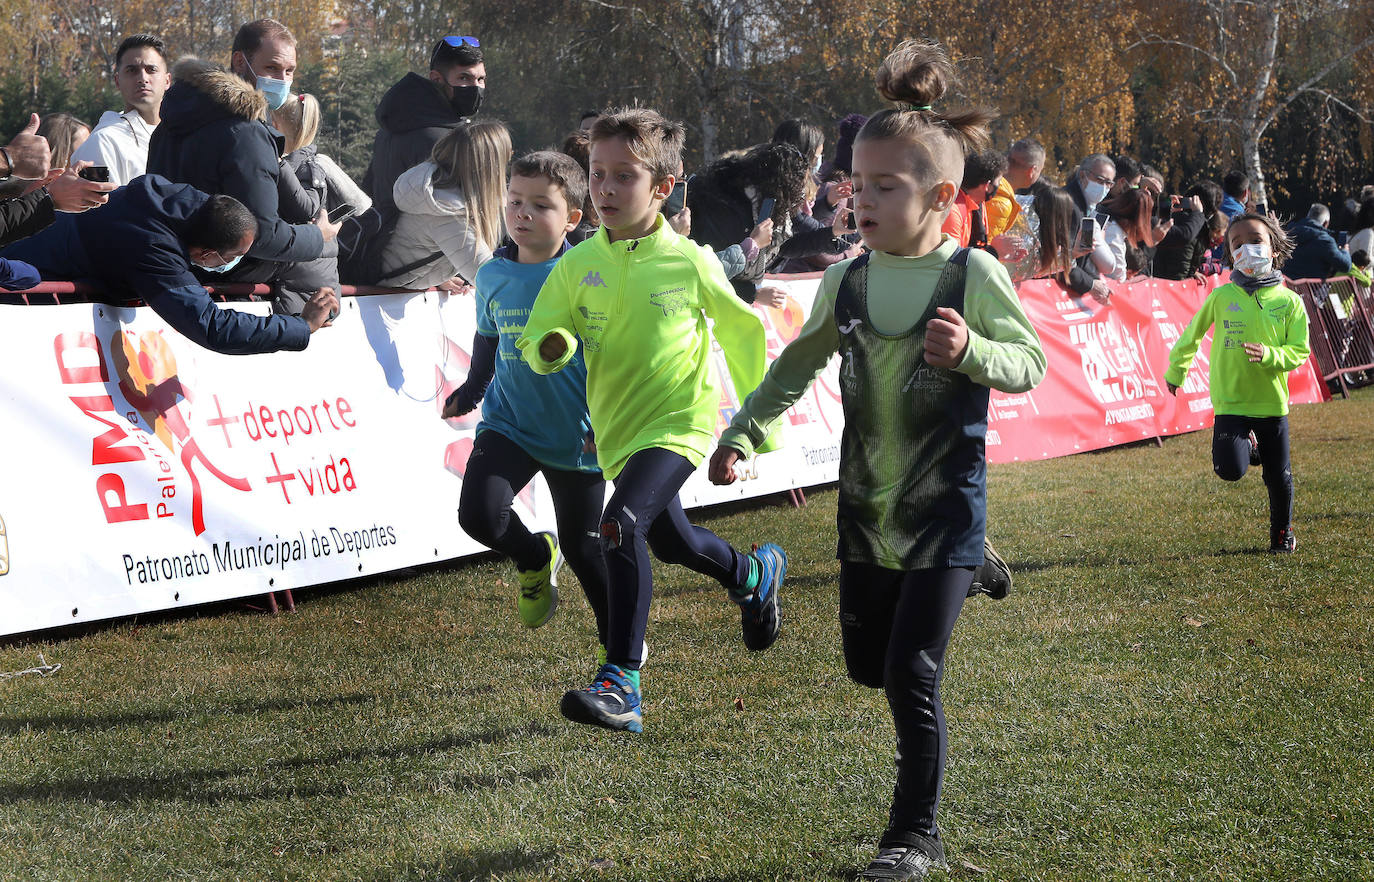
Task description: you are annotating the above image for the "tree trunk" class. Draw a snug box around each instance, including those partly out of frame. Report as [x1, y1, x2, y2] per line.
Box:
[1242, 135, 1267, 211]
[700, 103, 719, 163]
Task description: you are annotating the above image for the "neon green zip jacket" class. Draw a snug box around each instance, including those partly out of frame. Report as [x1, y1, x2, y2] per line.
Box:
[1165, 280, 1310, 417]
[516, 215, 776, 479]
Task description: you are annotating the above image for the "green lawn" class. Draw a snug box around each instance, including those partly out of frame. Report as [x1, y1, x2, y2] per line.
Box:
[3, 390, 1372, 881]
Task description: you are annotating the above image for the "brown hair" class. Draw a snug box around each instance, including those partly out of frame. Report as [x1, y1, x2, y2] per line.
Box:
[232, 19, 295, 57]
[36, 113, 89, 169]
[559, 129, 597, 223]
[430, 120, 513, 251]
[1100, 186, 1155, 247]
[1031, 186, 1078, 279]
[511, 150, 588, 218]
[1223, 212, 1295, 266]
[857, 39, 996, 185]
[587, 107, 686, 185]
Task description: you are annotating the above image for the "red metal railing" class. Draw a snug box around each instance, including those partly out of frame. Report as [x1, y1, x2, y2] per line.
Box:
[1289, 275, 1374, 397]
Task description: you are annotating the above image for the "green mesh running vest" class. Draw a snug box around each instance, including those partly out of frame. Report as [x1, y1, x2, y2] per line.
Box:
[832, 249, 989, 570]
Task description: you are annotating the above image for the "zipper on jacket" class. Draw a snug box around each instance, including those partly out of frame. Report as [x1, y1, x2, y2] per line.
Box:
[616, 238, 633, 314]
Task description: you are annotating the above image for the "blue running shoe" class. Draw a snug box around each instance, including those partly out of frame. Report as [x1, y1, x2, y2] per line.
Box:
[740, 543, 785, 651]
[560, 664, 643, 733]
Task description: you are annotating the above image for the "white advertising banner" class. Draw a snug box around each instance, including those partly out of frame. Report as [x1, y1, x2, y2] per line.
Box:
[0, 283, 837, 638]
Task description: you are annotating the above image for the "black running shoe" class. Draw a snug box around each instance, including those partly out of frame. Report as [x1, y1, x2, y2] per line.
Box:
[1269, 525, 1297, 554]
[968, 538, 1012, 599]
[559, 663, 643, 733]
[860, 834, 947, 880]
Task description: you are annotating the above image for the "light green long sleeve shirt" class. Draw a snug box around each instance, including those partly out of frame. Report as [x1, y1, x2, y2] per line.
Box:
[720, 238, 1046, 455]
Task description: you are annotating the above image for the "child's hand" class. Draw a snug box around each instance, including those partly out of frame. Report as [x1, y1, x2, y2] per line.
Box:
[441, 387, 471, 419]
[1244, 342, 1266, 363]
[754, 284, 788, 309]
[539, 333, 568, 363]
[708, 447, 741, 485]
[924, 307, 969, 368]
[1167, 381, 1179, 396]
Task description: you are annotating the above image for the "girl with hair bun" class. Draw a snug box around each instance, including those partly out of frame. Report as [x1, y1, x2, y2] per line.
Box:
[710, 38, 1046, 881]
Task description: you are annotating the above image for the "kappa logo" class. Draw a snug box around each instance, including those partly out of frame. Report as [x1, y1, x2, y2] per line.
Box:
[839, 318, 864, 334]
[580, 271, 608, 288]
[1226, 302, 1243, 312]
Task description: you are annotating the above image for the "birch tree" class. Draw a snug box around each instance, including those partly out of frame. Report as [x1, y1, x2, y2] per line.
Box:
[1132, 0, 1374, 207]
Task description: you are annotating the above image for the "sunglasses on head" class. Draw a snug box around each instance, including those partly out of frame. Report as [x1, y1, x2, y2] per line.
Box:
[442, 35, 480, 48]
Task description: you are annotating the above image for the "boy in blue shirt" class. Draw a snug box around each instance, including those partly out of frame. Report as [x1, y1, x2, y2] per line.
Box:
[444, 151, 608, 653]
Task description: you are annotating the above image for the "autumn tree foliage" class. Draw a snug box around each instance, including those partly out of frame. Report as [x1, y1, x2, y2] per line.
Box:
[0, 0, 1369, 213]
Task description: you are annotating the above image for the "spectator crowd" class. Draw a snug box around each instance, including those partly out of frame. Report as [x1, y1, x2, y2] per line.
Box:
[1, 20, 1370, 351]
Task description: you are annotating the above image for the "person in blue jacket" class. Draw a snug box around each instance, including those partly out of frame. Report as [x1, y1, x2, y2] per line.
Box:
[1282, 204, 1352, 281]
[1, 174, 337, 354]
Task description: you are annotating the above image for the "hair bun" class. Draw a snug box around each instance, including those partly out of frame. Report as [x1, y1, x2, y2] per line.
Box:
[874, 39, 954, 109]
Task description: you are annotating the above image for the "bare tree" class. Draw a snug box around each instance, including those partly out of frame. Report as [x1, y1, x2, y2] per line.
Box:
[1133, 0, 1374, 207]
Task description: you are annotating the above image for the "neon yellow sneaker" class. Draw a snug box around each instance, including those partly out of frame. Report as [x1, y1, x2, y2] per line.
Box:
[516, 532, 561, 628]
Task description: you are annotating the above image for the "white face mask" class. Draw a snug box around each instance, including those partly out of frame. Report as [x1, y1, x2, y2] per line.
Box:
[1233, 242, 1273, 277]
[1083, 180, 1110, 206]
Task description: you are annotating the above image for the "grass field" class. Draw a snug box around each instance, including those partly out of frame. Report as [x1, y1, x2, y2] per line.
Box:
[3, 389, 1373, 881]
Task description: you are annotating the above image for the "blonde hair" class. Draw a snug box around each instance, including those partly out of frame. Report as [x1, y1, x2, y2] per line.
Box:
[272, 93, 321, 155]
[431, 120, 513, 252]
[857, 39, 996, 185]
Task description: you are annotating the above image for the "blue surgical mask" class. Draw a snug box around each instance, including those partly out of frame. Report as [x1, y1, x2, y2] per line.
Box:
[1083, 180, 1110, 206]
[814, 156, 823, 174]
[201, 253, 244, 274]
[246, 60, 291, 111]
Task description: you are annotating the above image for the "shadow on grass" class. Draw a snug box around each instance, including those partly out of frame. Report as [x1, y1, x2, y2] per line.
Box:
[373, 846, 560, 881]
[0, 691, 376, 735]
[652, 569, 836, 599]
[0, 720, 556, 805]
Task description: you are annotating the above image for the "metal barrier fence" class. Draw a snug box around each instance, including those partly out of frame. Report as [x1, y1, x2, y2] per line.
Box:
[1290, 275, 1374, 397]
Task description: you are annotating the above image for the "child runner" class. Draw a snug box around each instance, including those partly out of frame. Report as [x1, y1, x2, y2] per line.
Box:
[709, 40, 1046, 880]
[517, 108, 786, 735]
[445, 151, 609, 657]
[1166, 212, 1309, 553]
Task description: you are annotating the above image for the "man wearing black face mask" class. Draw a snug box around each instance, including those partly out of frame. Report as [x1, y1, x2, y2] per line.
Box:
[362, 36, 487, 218]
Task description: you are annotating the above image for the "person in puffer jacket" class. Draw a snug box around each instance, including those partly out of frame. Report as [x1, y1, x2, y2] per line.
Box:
[376, 121, 511, 290]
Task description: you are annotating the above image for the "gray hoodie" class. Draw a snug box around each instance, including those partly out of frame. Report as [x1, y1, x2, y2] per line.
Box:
[376, 161, 491, 289]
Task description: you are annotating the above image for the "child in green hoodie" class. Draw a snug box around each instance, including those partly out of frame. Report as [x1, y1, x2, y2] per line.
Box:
[1166, 212, 1310, 553]
[516, 108, 786, 735]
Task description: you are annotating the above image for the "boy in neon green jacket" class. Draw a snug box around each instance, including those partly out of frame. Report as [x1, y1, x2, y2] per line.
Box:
[1166, 213, 1310, 553]
[516, 108, 786, 734]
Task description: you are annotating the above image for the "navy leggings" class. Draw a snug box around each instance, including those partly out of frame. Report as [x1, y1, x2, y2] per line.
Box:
[600, 447, 752, 670]
[457, 430, 609, 646]
[1212, 414, 1293, 531]
[839, 562, 972, 847]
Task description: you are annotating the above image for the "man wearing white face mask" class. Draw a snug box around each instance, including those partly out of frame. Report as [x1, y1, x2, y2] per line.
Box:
[148, 19, 341, 317]
[1060, 154, 1116, 303]
[1, 175, 337, 353]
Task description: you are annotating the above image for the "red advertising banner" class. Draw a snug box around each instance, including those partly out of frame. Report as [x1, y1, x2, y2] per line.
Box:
[985, 274, 1327, 463]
